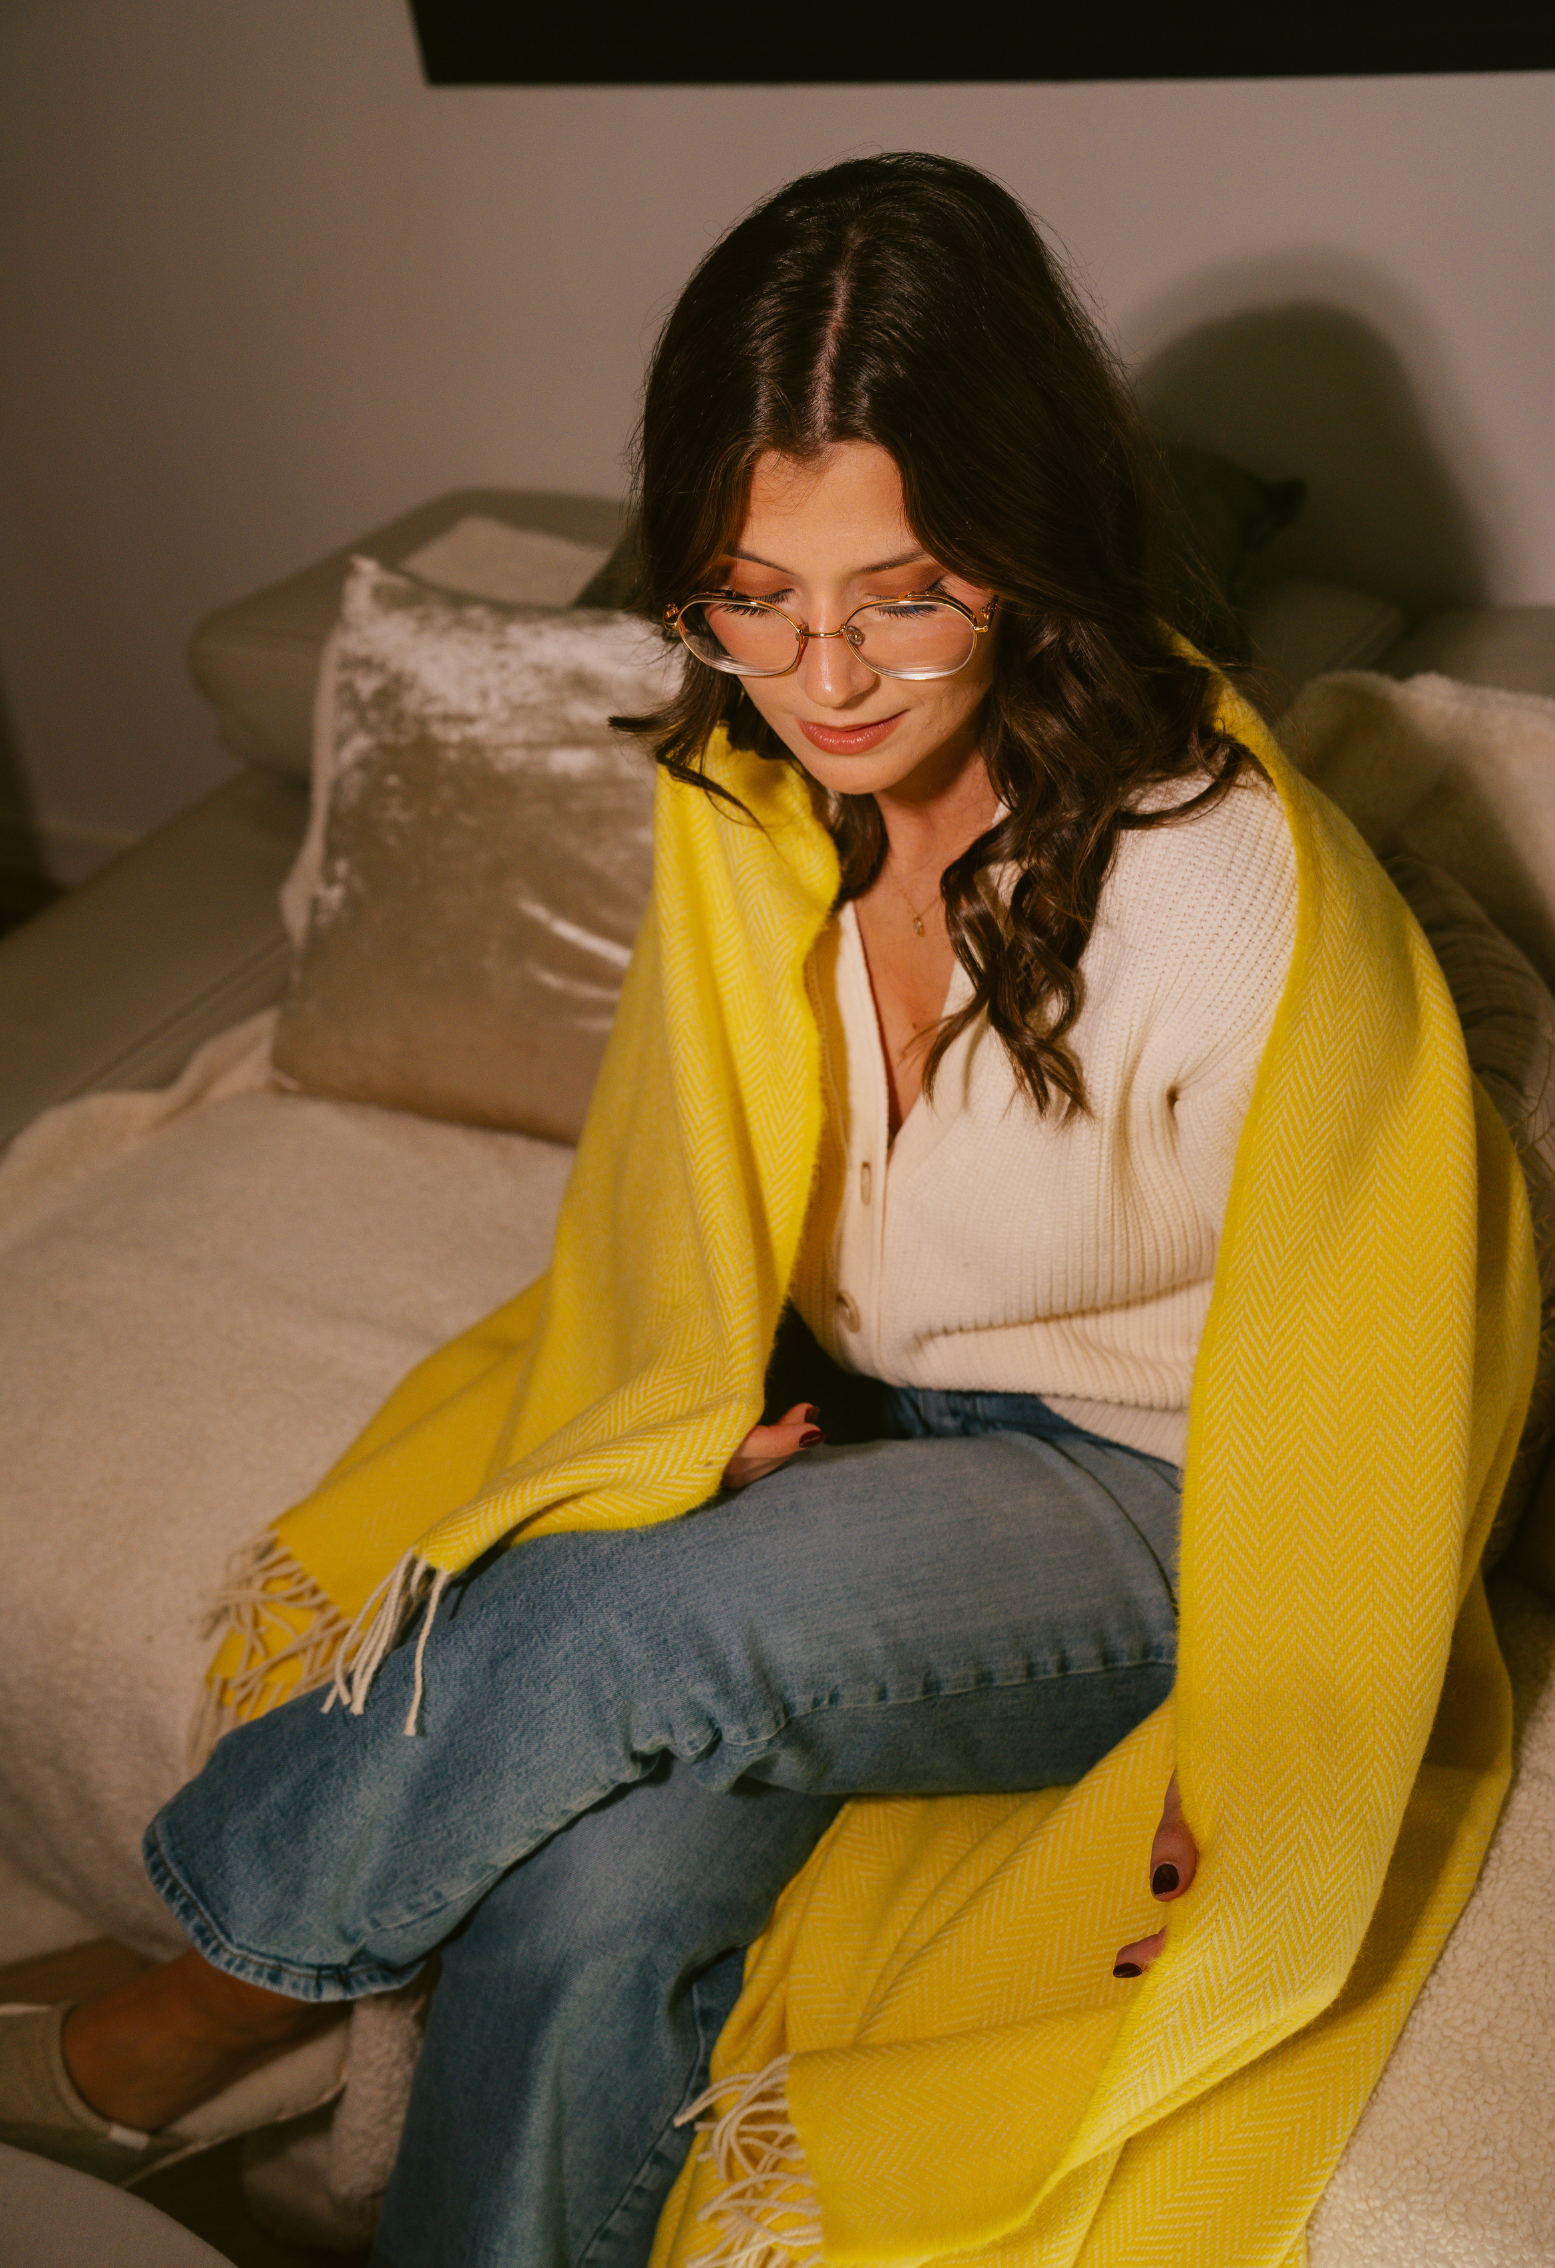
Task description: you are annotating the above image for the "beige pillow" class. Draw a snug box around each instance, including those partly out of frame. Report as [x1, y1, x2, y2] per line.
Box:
[1383, 852, 1555, 1578]
[271, 559, 673, 1144]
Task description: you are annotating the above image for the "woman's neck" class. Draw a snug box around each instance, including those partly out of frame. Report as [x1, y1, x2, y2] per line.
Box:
[874, 748, 1000, 889]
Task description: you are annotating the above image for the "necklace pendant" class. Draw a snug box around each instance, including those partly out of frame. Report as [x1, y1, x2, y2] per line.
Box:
[912, 915, 924, 936]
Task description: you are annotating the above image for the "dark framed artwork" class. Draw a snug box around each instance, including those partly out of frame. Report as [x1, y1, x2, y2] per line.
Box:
[408, 0, 1555, 86]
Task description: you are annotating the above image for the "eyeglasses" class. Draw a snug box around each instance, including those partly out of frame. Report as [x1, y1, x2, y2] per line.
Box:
[664, 590, 997, 682]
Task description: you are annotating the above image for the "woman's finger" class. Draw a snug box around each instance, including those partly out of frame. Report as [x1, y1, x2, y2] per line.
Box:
[1112, 1773, 1199, 1977]
[721, 1404, 824, 1490]
[1112, 1929, 1165, 1978]
[1148, 1771, 1197, 1902]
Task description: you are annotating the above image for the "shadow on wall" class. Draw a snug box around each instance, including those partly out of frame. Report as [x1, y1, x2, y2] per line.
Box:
[1131, 266, 1501, 618]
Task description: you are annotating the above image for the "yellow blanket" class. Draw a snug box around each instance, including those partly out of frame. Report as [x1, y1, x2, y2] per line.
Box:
[209, 684, 1536, 2268]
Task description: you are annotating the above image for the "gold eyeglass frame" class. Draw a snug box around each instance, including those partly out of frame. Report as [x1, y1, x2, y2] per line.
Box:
[664, 590, 998, 682]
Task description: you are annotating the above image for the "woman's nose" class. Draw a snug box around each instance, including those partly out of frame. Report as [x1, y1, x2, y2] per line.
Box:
[797, 626, 878, 706]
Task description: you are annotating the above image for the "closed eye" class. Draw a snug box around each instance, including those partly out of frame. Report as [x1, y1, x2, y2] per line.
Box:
[711, 594, 787, 618]
[859, 580, 962, 616]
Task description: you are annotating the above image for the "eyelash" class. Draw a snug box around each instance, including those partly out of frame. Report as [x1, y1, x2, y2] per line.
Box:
[716, 575, 952, 608]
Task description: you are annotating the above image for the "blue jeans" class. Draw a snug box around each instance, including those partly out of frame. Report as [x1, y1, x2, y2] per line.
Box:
[145, 1349, 1181, 2267]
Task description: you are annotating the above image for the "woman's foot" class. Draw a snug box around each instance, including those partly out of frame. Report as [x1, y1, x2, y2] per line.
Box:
[61, 1950, 332, 2133]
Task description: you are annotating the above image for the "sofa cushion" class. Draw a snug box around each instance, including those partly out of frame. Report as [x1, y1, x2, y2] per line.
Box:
[270, 560, 671, 1144]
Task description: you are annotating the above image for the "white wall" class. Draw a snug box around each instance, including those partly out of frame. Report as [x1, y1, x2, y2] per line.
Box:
[1, 0, 1551, 877]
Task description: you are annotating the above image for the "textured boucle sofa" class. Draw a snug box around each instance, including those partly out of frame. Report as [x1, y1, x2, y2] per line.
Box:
[0, 482, 1552, 2261]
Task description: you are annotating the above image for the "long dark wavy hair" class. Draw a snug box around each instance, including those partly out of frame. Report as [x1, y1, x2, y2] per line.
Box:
[616, 152, 1251, 1114]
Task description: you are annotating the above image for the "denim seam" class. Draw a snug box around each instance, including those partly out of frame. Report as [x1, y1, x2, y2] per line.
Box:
[701, 1649, 1178, 1755]
[576, 1992, 716, 2267]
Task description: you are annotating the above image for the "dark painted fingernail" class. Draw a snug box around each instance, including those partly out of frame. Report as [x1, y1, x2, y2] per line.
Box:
[1113, 1962, 1141, 1978]
[1152, 1863, 1180, 1895]
[803, 1406, 821, 1425]
[800, 1429, 824, 1448]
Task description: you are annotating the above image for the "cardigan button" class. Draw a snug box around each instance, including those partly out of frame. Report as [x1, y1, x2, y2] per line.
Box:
[859, 1161, 873, 1204]
[836, 1290, 861, 1333]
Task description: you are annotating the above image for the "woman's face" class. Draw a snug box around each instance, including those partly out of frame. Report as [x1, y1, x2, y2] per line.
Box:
[714, 442, 998, 803]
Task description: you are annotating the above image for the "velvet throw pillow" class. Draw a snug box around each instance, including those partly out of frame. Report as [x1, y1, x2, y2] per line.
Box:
[271, 559, 673, 1144]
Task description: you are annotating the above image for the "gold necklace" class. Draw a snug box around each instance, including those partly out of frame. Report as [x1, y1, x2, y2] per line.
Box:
[887, 864, 939, 938]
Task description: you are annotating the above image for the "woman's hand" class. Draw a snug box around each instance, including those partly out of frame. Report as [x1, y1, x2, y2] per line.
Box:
[1112, 1771, 1197, 1977]
[722, 1404, 825, 1490]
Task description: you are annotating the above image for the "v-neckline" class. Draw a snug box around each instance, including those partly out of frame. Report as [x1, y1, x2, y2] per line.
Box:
[841, 902, 963, 1160]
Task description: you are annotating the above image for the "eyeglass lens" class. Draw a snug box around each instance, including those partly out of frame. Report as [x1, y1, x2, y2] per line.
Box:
[679, 598, 977, 679]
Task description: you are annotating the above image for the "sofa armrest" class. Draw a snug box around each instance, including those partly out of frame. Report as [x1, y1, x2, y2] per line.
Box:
[0, 770, 306, 1148]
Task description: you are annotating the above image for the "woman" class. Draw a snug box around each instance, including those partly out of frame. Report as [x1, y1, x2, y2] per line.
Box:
[3, 156, 1520, 2268]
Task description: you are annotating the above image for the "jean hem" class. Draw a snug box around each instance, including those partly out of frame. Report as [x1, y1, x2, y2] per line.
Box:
[143, 1819, 424, 2003]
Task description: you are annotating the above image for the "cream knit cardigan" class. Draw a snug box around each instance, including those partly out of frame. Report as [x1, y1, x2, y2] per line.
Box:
[793, 772, 1298, 1465]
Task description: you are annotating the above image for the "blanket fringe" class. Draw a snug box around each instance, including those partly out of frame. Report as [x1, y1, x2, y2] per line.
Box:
[191, 1538, 442, 1768]
[190, 1532, 350, 1769]
[674, 2058, 823, 2268]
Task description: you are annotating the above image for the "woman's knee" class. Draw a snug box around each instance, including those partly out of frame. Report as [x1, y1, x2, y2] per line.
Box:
[446, 1763, 839, 1991]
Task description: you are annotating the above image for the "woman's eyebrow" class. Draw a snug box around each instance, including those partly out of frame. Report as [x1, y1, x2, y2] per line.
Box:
[725, 547, 935, 576]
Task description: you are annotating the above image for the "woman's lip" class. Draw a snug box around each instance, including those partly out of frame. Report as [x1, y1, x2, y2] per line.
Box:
[797, 712, 905, 755]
